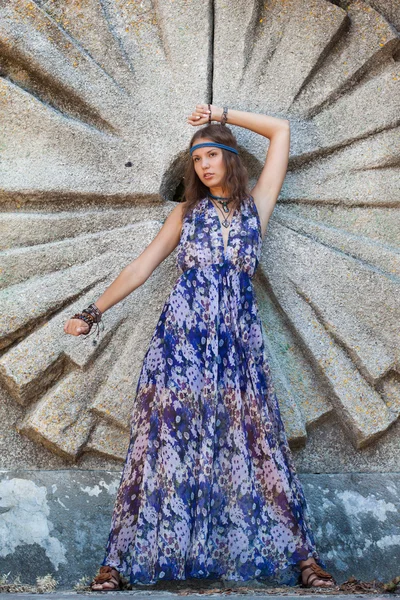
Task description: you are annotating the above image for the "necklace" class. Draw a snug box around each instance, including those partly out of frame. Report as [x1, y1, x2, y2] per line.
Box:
[208, 191, 231, 215]
[208, 195, 234, 228]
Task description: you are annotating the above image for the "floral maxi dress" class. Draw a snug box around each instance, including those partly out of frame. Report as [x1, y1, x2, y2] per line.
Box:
[101, 195, 327, 585]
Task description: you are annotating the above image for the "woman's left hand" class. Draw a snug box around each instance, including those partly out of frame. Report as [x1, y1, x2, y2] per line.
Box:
[186, 104, 216, 126]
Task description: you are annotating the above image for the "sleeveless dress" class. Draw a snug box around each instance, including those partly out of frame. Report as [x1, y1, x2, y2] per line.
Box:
[100, 195, 327, 586]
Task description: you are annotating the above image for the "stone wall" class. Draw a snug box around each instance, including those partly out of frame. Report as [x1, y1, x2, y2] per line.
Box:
[0, 0, 399, 589]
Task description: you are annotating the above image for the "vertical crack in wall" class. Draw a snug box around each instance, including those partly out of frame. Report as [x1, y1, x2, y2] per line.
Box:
[209, 0, 215, 103]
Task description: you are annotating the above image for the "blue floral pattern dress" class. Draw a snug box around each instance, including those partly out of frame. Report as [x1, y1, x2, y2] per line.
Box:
[101, 195, 327, 585]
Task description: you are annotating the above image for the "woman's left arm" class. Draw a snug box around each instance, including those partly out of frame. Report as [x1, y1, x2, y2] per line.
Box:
[209, 106, 290, 234]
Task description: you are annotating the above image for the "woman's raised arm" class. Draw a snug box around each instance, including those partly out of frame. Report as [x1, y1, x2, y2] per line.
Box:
[64, 202, 184, 336]
[216, 108, 290, 235]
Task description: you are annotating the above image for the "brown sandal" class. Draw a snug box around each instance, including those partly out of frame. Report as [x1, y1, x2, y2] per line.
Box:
[90, 566, 122, 592]
[299, 562, 337, 588]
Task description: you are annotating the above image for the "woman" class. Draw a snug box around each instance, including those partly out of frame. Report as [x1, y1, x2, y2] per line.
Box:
[64, 104, 336, 590]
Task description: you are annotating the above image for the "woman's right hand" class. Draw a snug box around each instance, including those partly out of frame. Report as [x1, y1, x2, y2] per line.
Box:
[186, 104, 223, 126]
[64, 318, 90, 336]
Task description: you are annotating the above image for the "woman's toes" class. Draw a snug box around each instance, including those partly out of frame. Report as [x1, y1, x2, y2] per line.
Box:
[94, 583, 113, 590]
[91, 581, 113, 590]
[318, 579, 335, 587]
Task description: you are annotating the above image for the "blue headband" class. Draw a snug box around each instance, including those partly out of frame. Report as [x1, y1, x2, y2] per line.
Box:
[190, 142, 239, 156]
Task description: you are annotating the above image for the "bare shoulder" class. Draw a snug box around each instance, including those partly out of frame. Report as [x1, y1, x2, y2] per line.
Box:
[169, 201, 186, 217]
[248, 193, 267, 239]
[165, 201, 185, 232]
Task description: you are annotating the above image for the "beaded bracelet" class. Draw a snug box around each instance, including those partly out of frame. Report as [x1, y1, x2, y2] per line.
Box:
[71, 312, 104, 340]
[84, 302, 102, 323]
[71, 302, 104, 341]
[221, 106, 228, 126]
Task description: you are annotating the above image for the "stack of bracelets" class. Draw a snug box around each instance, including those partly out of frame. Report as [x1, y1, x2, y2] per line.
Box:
[71, 302, 104, 341]
[207, 104, 228, 126]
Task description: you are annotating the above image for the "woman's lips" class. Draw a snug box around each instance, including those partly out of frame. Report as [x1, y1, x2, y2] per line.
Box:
[204, 174, 214, 179]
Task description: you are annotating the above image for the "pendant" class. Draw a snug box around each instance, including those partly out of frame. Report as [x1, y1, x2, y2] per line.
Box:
[222, 203, 230, 213]
[222, 219, 230, 227]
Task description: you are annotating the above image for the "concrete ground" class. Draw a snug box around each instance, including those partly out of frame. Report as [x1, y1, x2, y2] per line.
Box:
[0, 594, 393, 600]
[0, 593, 394, 600]
[1, 573, 396, 598]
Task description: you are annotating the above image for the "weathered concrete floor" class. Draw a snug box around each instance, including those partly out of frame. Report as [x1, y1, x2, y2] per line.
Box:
[0, 592, 393, 600]
[0, 594, 392, 600]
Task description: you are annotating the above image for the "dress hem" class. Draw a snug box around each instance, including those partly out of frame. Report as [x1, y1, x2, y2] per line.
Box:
[102, 548, 325, 587]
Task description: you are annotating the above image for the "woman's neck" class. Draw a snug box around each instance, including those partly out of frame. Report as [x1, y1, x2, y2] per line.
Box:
[209, 188, 230, 199]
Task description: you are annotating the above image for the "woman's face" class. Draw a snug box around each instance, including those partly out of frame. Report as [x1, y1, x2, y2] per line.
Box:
[191, 139, 227, 189]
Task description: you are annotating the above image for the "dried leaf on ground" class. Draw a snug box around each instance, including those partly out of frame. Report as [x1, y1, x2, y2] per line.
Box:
[382, 575, 400, 593]
[339, 575, 385, 593]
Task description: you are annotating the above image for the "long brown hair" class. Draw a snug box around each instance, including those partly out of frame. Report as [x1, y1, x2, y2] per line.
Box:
[182, 124, 250, 219]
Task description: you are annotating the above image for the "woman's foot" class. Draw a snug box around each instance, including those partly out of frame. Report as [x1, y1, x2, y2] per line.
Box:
[298, 557, 336, 588]
[90, 566, 122, 591]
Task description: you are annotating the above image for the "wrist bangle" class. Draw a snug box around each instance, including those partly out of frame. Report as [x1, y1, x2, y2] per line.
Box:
[71, 310, 105, 342]
[83, 302, 102, 323]
[70, 301, 104, 344]
[221, 106, 228, 126]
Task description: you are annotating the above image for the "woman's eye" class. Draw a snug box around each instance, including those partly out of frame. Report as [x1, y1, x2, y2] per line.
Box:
[193, 153, 215, 161]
